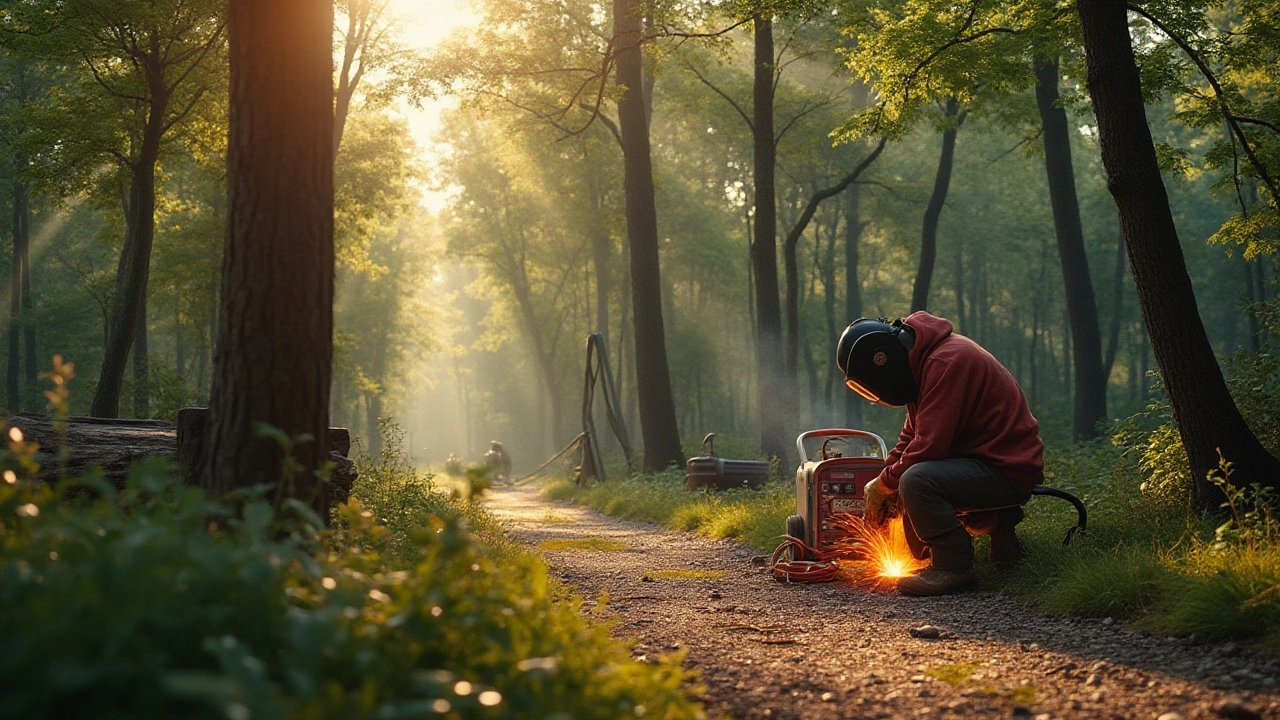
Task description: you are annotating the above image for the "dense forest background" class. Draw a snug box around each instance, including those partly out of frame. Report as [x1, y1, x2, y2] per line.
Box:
[1, 0, 1274, 479]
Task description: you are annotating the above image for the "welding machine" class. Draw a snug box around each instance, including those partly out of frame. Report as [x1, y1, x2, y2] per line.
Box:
[784, 428, 1089, 563]
[786, 428, 888, 558]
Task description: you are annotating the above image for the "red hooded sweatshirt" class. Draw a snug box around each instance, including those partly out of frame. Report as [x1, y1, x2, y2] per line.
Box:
[880, 312, 1044, 494]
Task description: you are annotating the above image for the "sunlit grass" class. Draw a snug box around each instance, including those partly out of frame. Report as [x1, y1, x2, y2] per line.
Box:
[542, 470, 793, 551]
[926, 663, 979, 686]
[535, 510, 576, 525]
[538, 537, 630, 552]
[1011, 686, 1037, 704]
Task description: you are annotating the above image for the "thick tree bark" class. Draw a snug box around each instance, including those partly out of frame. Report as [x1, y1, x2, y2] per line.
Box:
[843, 184, 865, 430]
[1035, 57, 1108, 441]
[91, 88, 166, 419]
[751, 12, 788, 462]
[613, 0, 683, 471]
[206, 0, 336, 512]
[1077, 0, 1280, 505]
[911, 98, 962, 313]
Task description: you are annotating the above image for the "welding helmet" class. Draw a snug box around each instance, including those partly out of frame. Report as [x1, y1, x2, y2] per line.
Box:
[836, 317, 918, 407]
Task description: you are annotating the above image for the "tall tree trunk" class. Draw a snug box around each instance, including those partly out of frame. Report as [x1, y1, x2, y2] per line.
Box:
[206, 0, 335, 512]
[1077, 0, 1280, 504]
[614, 0, 683, 471]
[133, 293, 149, 417]
[91, 92, 167, 418]
[1035, 57, 1108, 440]
[843, 184, 864, 430]
[911, 98, 962, 312]
[751, 11, 787, 462]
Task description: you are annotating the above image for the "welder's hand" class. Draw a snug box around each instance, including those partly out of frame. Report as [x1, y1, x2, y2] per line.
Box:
[863, 474, 898, 526]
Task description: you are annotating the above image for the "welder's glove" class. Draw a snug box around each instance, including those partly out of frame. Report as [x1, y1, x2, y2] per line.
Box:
[863, 474, 898, 526]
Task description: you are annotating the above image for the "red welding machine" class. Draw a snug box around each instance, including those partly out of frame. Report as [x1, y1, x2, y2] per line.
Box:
[786, 428, 888, 556]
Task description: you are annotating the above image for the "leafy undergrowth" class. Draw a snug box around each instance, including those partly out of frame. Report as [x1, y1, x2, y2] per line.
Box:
[0, 444, 704, 718]
[1000, 440, 1280, 655]
[547, 440, 1280, 656]
[542, 469, 794, 551]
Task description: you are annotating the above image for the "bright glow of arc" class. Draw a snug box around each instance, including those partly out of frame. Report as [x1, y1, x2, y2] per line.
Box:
[831, 514, 929, 589]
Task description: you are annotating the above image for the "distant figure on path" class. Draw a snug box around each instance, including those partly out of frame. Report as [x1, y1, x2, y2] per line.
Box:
[444, 453, 463, 477]
[484, 441, 512, 483]
[837, 312, 1044, 596]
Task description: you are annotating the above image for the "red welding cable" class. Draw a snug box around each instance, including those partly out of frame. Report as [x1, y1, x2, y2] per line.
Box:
[769, 537, 841, 583]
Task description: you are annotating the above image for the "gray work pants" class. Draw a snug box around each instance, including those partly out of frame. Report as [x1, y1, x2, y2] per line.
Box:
[898, 458, 1030, 572]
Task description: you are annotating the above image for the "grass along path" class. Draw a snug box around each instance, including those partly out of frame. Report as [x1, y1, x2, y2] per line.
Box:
[486, 481, 1280, 720]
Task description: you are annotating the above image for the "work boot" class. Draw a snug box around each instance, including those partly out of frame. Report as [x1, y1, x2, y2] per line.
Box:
[896, 566, 977, 596]
[989, 507, 1025, 572]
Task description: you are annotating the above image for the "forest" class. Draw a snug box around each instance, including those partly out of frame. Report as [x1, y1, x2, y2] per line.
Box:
[1, 0, 1279, 716]
[2, 0, 1275, 494]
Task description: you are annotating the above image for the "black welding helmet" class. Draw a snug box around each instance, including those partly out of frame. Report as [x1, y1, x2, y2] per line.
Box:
[836, 317, 918, 407]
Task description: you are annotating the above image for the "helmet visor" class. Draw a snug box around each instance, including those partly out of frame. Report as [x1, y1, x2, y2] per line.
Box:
[844, 376, 882, 404]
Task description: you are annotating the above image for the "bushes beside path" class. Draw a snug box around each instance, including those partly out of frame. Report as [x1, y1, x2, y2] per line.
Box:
[0, 434, 704, 719]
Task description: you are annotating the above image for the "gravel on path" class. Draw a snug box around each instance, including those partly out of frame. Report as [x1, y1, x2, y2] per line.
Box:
[485, 483, 1280, 720]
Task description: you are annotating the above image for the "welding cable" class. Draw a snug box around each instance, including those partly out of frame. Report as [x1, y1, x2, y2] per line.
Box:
[768, 537, 841, 583]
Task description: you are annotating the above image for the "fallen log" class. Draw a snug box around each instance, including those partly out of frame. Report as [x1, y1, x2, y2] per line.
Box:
[8, 414, 177, 482]
[6, 410, 356, 505]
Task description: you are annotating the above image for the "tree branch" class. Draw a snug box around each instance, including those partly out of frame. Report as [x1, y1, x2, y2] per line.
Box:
[681, 60, 753, 132]
[775, 95, 837, 147]
[783, 137, 888, 253]
[1126, 4, 1279, 203]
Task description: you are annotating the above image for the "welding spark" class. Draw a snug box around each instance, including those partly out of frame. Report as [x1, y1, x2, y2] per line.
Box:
[829, 514, 929, 588]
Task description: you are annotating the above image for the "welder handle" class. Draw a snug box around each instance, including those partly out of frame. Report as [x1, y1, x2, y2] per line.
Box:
[795, 429, 889, 464]
[1031, 486, 1087, 547]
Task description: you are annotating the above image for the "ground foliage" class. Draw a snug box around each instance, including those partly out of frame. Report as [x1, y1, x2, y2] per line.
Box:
[0, 433, 704, 719]
[547, 406, 1280, 655]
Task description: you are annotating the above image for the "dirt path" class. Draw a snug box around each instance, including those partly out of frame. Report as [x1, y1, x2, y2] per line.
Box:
[486, 483, 1279, 720]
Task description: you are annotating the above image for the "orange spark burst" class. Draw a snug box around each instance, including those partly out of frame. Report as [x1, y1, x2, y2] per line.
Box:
[829, 514, 929, 589]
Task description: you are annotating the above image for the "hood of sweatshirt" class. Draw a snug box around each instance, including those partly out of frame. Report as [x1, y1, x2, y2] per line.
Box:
[902, 311, 954, 380]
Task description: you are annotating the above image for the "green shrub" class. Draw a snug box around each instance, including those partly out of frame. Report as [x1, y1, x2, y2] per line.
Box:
[1150, 545, 1280, 652]
[1031, 545, 1173, 619]
[541, 470, 793, 551]
[0, 456, 703, 718]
